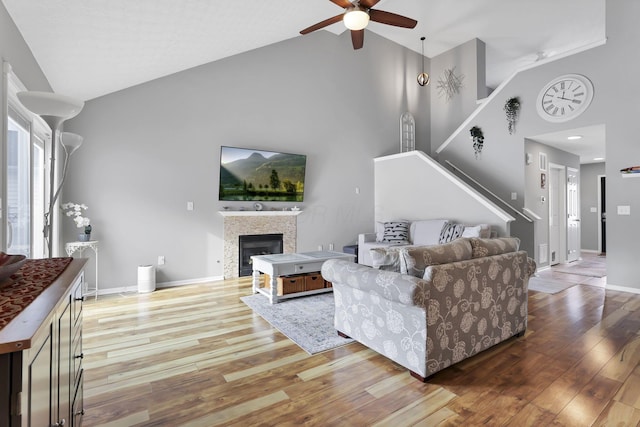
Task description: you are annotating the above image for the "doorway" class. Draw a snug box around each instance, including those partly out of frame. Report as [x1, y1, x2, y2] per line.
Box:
[598, 175, 606, 254]
[548, 163, 566, 266]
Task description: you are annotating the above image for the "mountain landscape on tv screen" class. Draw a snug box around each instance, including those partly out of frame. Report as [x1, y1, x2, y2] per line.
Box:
[219, 150, 306, 201]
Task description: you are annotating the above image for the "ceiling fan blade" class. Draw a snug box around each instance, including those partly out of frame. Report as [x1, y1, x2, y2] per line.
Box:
[359, 0, 381, 8]
[300, 14, 344, 35]
[369, 9, 418, 28]
[351, 29, 364, 50]
[330, 0, 354, 8]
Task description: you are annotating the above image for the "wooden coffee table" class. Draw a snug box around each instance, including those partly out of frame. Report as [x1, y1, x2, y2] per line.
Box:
[251, 251, 355, 303]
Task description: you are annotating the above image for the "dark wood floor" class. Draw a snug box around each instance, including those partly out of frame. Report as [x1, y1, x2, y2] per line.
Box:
[82, 254, 640, 426]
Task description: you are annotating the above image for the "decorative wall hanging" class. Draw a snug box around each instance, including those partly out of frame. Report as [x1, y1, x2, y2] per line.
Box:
[437, 67, 464, 101]
[469, 126, 484, 159]
[504, 96, 521, 134]
[399, 112, 416, 152]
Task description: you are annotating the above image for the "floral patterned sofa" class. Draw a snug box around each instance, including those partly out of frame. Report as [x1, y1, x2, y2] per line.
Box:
[321, 237, 536, 381]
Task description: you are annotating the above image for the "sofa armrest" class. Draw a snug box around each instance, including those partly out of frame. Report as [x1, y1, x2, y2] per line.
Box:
[358, 232, 377, 244]
[321, 259, 429, 306]
[358, 233, 379, 266]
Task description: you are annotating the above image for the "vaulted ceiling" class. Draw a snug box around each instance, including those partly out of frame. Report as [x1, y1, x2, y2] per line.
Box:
[3, 0, 605, 102]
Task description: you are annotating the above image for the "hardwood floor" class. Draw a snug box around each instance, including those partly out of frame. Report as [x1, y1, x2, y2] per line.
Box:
[83, 258, 640, 426]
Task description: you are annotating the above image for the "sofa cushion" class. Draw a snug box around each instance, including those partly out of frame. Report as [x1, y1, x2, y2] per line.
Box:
[401, 238, 473, 278]
[410, 219, 449, 245]
[439, 223, 466, 243]
[380, 221, 410, 243]
[369, 246, 405, 272]
[469, 237, 520, 258]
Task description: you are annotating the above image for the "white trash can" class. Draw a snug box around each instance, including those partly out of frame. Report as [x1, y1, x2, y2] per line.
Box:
[138, 265, 156, 293]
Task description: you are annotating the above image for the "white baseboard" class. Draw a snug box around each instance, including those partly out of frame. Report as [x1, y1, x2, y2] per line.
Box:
[92, 275, 225, 297]
[605, 283, 640, 295]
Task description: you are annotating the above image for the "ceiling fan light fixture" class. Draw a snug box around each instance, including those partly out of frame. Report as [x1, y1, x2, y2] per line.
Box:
[344, 7, 369, 31]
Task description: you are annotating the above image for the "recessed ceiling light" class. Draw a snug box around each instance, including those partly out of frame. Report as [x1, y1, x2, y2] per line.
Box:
[567, 135, 582, 140]
[593, 157, 605, 161]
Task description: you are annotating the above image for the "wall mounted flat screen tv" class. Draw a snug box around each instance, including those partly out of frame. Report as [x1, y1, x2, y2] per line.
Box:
[219, 146, 306, 202]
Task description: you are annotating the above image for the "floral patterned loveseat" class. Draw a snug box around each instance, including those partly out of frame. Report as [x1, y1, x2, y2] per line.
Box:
[321, 237, 536, 381]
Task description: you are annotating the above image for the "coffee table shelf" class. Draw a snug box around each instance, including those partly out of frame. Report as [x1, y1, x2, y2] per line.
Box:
[251, 251, 355, 303]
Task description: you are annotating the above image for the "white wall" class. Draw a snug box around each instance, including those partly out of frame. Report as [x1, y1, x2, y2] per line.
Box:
[374, 151, 514, 236]
[62, 30, 430, 290]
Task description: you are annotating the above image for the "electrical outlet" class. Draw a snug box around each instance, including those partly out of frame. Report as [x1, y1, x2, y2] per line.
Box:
[617, 205, 631, 215]
[511, 192, 517, 200]
[329, 243, 334, 251]
[158, 256, 165, 265]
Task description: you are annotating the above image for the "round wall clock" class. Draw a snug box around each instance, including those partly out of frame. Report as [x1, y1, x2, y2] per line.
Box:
[536, 74, 594, 122]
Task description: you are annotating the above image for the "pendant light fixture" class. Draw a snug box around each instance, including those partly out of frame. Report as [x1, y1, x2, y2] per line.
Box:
[417, 36, 430, 87]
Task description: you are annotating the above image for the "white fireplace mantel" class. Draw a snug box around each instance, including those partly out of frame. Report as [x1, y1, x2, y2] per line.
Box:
[218, 210, 302, 217]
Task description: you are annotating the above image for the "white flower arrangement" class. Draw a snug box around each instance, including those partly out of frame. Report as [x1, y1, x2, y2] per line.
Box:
[62, 202, 91, 229]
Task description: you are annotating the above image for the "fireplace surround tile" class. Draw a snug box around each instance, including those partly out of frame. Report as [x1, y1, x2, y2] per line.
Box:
[222, 214, 297, 278]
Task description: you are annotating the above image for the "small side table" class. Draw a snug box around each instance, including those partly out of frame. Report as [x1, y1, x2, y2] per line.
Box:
[65, 240, 99, 300]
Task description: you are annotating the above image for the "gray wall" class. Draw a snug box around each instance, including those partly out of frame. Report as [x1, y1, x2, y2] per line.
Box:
[580, 162, 605, 252]
[63, 30, 430, 290]
[5, 0, 640, 293]
[434, 0, 639, 291]
[0, 2, 51, 92]
[430, 38, 487, 148]
[524, 139, 580, 267]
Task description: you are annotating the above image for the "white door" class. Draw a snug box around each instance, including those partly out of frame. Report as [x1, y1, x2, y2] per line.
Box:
[567, 167, 581, 262]
[548, 166, 563, 265]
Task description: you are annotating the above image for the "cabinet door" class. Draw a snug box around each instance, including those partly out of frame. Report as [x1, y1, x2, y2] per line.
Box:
[27, 324, 53, 426]
[57, 296, 73, 427]
[72, 370, 84, 427]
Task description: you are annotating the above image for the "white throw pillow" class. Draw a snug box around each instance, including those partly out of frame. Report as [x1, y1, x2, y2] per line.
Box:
[461, 224, 491, 238]
[461, 225, 482, 238]
[410, 219, 449, 245]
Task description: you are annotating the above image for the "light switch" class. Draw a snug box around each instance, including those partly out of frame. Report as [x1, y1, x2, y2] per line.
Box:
[511, 192, 517, 200]
[590, 207, 597, 213]
[187, 201, 194, 211]
[617, 205, 631, 215]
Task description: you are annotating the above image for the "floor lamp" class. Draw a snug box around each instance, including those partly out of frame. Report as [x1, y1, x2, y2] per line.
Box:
[16, 91, 84, 258]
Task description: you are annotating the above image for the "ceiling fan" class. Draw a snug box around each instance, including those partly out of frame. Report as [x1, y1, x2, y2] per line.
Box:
[300, 0, 417, 50]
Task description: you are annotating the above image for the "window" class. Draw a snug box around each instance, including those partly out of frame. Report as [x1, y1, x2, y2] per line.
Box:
[3, 65, 50, 258]
[6, 114, 32, 256]
[6, 110, 47, 258]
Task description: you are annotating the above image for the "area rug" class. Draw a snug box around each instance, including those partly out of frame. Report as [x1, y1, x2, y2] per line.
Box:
[551, 261, 606, 278]
[240, 292, 353, 354]
[528, 276, 577, 294]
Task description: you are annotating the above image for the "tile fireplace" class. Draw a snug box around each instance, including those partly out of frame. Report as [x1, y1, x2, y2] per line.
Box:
[220, 211, 301, 279]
